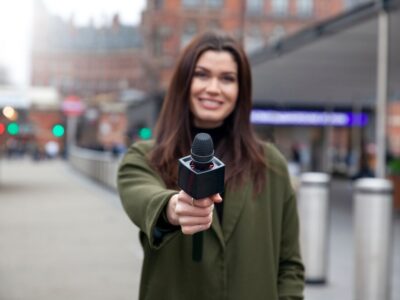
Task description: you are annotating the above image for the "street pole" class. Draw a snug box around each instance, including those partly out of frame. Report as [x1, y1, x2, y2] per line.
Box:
[239, 0, 245, 46]
[375, 3, 389, 178]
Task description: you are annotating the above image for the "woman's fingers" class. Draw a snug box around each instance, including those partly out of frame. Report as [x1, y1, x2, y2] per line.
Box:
[210, 193, 223, 203]
[165, 192, 222, 230]
[192, 197, 214, 208]
[181, 223, 212, 235]
[178, 215, 213, 226]
[175, 201, 213, 217]
[175, 191, 217, 235]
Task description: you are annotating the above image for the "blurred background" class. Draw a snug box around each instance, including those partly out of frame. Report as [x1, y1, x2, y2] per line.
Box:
[0, 0, 399, 299]
[1, 0, 384, 166]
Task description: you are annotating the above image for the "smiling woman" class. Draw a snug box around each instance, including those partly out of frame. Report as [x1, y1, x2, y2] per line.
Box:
[0, 0, 145, 86]
[117, 30, 305, 300]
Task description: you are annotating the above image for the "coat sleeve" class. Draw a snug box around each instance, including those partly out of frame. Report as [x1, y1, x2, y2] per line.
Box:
[277, 189, 305, 300]
[117, 142, 180, 249]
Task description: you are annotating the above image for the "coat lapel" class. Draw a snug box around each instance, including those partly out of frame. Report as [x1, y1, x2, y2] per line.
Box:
[211, 210, 225, 249]
[222, 183, 252, 243]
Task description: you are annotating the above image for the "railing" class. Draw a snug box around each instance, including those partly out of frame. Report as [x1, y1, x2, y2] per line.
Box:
[69, 146, 121, 191]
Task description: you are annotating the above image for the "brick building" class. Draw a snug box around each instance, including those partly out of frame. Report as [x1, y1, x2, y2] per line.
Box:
[31, 0, 145, 98]
[141, 0, 365, 89]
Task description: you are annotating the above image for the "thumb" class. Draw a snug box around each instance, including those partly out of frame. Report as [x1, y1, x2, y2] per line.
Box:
[211, 193, 223, 203]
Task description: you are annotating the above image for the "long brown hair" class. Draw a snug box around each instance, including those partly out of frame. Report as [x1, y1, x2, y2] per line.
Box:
[150, 31, 267, 194]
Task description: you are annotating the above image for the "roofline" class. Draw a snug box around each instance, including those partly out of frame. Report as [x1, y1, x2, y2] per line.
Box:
[250, 0, 399, 66]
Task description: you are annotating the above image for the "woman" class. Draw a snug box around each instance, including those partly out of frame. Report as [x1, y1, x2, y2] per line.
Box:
[118, 31, 304, 300]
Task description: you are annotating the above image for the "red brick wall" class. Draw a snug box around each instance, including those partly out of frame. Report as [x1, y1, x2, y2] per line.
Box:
[31, 49, 144, 97]
[142, 0, 347, 90]
[29, 110, 65, 153]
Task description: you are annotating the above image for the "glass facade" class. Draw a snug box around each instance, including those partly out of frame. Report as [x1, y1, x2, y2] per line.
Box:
[272, 0, 289, 16]
[297, 0, 313, 17]
[246, 0, 263, 14]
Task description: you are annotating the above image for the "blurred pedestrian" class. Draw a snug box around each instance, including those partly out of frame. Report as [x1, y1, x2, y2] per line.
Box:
[118, 31, 304, 300]
[44, 140, 59, 159]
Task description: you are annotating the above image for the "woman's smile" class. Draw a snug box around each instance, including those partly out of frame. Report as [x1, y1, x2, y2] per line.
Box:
[197, 97, 224, 110]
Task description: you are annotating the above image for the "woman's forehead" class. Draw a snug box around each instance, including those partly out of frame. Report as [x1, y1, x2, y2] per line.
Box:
[195, 50, 237, 72]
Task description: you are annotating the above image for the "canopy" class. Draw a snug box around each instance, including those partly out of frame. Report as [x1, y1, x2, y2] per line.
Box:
[250, 0, 400, 109]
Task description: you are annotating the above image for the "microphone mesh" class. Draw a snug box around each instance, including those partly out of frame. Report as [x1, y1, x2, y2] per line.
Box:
[191, 133, 214, 163]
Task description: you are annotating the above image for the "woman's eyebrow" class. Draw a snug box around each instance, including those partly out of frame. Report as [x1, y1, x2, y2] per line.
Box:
[195, 66, 237, 75]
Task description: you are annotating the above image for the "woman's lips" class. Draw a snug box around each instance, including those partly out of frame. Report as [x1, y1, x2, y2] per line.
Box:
[199, 98, 223, 110]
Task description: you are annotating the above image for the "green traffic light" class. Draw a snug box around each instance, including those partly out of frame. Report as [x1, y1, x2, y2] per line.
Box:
[52, 124, 65, 137]
[7, 122, 19, 135]
[138, 127, 152, 140]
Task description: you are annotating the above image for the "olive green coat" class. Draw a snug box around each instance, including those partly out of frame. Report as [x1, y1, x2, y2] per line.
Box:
[118, 141, 304, 300]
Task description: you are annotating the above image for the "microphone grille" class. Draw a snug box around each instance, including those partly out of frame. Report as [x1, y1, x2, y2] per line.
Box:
[191, 133, 214, 163]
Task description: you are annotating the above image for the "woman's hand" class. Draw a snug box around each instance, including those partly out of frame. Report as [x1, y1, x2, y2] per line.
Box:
[166, 190, 223, 235]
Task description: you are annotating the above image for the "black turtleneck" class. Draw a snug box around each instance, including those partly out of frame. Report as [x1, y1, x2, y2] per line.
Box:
[191, 124, 226, 226]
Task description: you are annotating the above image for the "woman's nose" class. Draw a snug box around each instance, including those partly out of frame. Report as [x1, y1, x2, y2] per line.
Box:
[205, 78, 220, 93]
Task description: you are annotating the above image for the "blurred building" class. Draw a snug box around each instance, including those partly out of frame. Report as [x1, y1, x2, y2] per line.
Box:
[0, 86, 64, 159]
[249, 0, 399, 176]
[31, 0, 145, 98]
[141, 0, 365, 89]
[28, 87, 65, 159]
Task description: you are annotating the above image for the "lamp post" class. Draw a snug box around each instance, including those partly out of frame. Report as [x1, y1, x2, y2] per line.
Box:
[375, 0, 390, 178]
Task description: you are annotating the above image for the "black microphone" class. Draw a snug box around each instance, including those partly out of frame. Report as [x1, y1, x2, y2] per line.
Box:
[178, 133, 225, 199]
[178, 133, 225, 262]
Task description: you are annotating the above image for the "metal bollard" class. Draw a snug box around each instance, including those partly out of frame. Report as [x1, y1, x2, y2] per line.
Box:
[354, 178, 393, 300]
[297, 172, 331, 284]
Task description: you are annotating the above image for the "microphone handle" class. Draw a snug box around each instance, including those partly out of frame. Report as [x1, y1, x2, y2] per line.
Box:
[192, 232, 203, 262]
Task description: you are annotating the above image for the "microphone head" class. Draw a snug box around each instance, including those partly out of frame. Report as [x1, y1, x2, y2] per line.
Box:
[191, 133, 214, 164]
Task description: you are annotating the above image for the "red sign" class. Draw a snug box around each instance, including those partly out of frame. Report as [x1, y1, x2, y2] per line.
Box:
[62, 95, 85, 117]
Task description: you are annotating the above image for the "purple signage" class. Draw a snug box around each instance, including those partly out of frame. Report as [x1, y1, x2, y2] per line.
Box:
[251, 110, 368, 127]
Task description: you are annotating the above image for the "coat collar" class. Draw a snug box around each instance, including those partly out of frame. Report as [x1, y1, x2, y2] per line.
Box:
[211, 182, 252, 248]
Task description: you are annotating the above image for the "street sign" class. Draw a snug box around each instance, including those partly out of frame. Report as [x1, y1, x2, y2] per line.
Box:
[62, 95, 85, 117]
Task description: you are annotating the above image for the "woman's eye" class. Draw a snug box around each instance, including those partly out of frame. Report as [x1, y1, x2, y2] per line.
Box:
[194, 71, 208, 78]
[221, 75, 236, 82]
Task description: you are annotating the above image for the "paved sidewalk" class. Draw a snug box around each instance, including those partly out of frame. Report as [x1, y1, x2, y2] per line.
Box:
[0, 159, 142, 300]
[0, 159, 399, 299]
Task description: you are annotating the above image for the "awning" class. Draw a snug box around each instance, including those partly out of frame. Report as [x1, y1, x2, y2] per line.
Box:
[250, 0, 400, 109]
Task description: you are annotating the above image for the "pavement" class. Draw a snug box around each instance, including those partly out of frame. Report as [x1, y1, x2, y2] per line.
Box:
[0, 158, 399, 300]
[0, 159, 142, 300]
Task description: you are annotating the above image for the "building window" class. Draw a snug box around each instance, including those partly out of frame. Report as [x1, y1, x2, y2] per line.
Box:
[272, 0, 288, 16]
[182, 0, 201, 8]
[297, 0, 313, 17]
[206, 0, 223, 9]
[181, 21, 198, 49]
[154, 0, 164, 10]
[246, 0, 263, 14]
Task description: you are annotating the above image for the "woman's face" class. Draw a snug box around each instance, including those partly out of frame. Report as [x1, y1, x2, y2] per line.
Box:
[189, 50, 239, 128]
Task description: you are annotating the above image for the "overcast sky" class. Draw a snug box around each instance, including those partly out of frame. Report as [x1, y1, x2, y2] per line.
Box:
[0, 0, 146, 87]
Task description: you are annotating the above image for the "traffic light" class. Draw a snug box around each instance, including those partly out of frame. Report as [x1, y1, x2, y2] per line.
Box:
[52, 124, 65, 137]
[7, 122, 19, 135]
[0, 123, 5, 135]
[138, 127, 152, 140]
